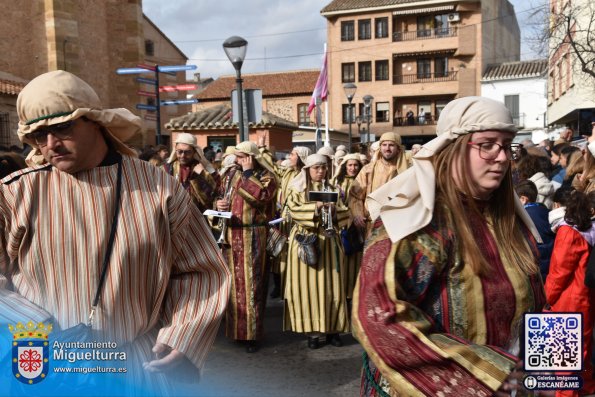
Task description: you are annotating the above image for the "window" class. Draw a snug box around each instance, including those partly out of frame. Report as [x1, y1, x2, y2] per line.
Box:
[341, 21, 355, 41]
[342, 104, 355, 124]
[375, 18, 388, 38]
[417, 15, 432, 37]
[359, 19, 371, 40]
[436, 100, 449, 119]
[504, 95, 520, 122]
[342, 63, 355, 83]
[417, 59, 431, 79]
[375, 60, 389, 80]
[376, 102, 390, 122]
[298, 104, 309, 125]
[0, 113, 10, 147]
[434, 14, 449, 36]
[435, 57, 448, 77]
[359, 62, 372, 82]
[145, 40, 154, 56]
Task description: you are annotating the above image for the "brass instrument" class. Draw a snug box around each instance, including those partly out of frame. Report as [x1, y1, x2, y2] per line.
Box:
[321, 181, 336, 237]
[216, 173, 235, 247]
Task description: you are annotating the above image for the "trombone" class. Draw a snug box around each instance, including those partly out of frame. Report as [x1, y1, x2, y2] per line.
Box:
[216, 173, 235, 247]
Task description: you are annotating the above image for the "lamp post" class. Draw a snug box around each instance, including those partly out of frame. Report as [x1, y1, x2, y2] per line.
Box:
[223, 36, 248, 142]
[343, 83, 357, 153]
[363, 95, 374, 146]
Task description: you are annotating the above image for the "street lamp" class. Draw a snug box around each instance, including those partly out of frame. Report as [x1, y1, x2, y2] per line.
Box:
[363, 95, 374, 145]
[223, 36, 248, 142]
[343, 83, 357, 153]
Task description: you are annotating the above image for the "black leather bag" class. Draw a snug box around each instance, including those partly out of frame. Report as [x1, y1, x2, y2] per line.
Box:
[295, 233, 319, 267]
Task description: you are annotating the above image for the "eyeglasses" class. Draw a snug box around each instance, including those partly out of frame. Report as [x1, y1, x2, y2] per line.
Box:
[30, 120, 75, 147]
[175, 149, 194, 156]
[468, 141, 523, 161]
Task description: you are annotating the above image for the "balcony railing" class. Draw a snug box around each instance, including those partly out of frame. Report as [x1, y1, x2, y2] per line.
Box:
[393, 115, 436, 127]
[393, 71, 458, 85]
[393, 27, 457, 42]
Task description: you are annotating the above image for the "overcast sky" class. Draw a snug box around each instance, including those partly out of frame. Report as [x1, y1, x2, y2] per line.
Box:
[143, 0, 548, 80]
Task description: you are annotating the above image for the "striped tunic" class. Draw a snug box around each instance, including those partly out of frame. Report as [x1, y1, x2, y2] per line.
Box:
[220, 166, 277, 341]
[332, 175, 364, 300]
[163, 160, 219, 213]
[284, 181, 350, 334]
[0, 155, 230, 388]
[353, 202, 545, 397]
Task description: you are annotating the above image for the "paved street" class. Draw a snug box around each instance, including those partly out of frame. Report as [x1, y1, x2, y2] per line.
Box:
[196, 294, 363, 397]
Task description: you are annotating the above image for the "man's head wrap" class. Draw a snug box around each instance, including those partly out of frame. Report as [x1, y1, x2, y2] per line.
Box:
[168, 132, 215, 173]
[17, 70, 141, 164]
[235, 140, 276, 176]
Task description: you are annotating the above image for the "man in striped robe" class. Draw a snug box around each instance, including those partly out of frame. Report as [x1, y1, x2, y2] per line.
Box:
[163, 133, 220, 214]
[0, 70, 230, 395]
[215, 141, 277, 353]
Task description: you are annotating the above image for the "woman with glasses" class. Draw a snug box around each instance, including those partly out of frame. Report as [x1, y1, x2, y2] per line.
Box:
[353, 97, 545, 397]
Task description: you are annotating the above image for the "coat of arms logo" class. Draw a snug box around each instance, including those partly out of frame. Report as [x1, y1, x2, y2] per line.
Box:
[9, 321, 52, 385]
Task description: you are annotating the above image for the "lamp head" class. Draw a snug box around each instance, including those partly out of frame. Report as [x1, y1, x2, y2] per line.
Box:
[223, 36, 248, 71]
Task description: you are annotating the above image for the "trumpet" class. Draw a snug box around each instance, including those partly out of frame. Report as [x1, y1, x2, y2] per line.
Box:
[321, 181, 336, 237]
[216, 173, 235, 247]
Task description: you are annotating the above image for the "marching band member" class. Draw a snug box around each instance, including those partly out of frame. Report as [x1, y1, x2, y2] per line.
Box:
[284, 154, 350, 349]
[215, 141, 277, 353]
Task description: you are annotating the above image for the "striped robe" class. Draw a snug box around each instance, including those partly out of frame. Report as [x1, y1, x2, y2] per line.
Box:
[332, 175, 364, 300]
[220, 166, 277, 341]
[0, 154, 230, 392]
[259, 148, 300, 277]
[284, 181, 350, 334]
[353, 202, 545, 397]
[163, 160, 219, 213]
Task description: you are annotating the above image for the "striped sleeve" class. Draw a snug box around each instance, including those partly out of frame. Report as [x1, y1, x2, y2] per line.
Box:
[156, 186, 231, 370]
[0, 183, 52, 324]
[236, 170, 277, 208]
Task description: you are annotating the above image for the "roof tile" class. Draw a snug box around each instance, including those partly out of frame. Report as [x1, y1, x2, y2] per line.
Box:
[482, 59, 548, 81]
[196, 70, 320, 100]
[166, 104, 297, 131]
[322, 0, 427, 14]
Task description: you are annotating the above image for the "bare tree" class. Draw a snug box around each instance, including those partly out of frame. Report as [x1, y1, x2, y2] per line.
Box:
[527, 0, 595, 80]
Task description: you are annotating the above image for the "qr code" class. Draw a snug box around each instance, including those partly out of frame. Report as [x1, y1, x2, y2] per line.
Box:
[524, 313, 582, 371]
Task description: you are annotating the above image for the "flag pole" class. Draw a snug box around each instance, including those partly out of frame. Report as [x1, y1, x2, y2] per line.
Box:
[323, 43, 330, 147]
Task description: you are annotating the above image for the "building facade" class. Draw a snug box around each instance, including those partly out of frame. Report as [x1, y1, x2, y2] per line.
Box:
[481, 59, 548, 133]
[547, 0, 595, 135]
[0, 0, 188, 147]
[321, 0, 520, 147]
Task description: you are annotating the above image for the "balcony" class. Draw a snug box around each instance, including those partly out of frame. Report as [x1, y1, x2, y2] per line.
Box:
[393, 28, 457, 42]
[393, 115, 437, 127]
[393, 71, 458, 85]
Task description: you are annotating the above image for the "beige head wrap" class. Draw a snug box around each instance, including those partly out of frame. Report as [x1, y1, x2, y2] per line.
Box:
[235, 140, 276, 176]
[290, 153, 328, 192]
[17, 70, 140, 164]
[292, 146, 311, 165]
[168, 132, 215, 173]
[367, 96, 540, 243]
[219, 154, 237, 175]
[379, 132, 401, 145]
[317, 145, 335, 159]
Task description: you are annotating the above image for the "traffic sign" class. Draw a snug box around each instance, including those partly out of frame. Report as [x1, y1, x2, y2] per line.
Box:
[136, 104, 158, 111]
[137, 90, 157, 98]
[137, 64, 157, 71]
[116, 67, 154, 75]
[157, 65, 197, 73]
[144, 115, 158, 121]
[159, 84, 197, 92]
[136, 77, 157, 85]
[161, 99, 199, 106]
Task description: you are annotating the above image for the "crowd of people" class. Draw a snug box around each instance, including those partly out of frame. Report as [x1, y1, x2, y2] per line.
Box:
[1, 70, 595, 396]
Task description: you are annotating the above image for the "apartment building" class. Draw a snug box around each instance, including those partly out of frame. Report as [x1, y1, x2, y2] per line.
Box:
[0, 0, 188, 147]
[321, 0, 520, 147]
[547, 0, 595, 135]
